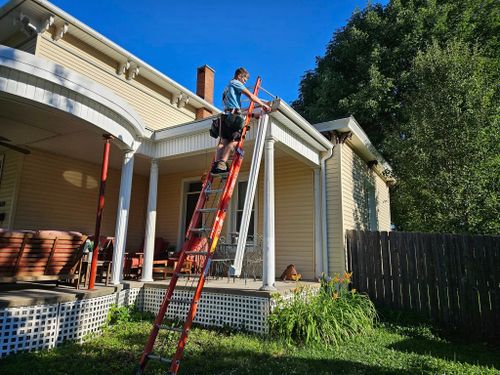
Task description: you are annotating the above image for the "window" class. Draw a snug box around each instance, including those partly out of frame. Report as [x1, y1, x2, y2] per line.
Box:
[234, 180, 255, 242]
[183, 181, 202, 236]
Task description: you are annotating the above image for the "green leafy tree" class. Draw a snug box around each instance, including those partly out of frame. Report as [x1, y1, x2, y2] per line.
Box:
[386, 41, 499, 233]
[293, 0, 499, 233]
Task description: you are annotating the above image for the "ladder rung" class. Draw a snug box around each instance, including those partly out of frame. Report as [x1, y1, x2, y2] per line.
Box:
[197, 208, 217, 213]
[147, 354, 172, 365]
[158, 325, 184, 332]
[205, 188, 224, 194]
[185, 251, 208, 255]
[190, 227, 211, 233]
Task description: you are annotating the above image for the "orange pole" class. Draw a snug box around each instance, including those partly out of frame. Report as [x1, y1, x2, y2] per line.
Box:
[88, 134, 113, 290]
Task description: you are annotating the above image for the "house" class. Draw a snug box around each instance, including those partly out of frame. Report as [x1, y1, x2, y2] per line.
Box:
[0, 0, 394, 289]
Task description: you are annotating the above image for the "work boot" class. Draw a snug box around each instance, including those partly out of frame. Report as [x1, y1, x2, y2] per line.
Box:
[211, 160, 228, 174]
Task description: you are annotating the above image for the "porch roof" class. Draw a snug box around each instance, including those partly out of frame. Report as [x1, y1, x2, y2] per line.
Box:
[138, 98, 333, 166]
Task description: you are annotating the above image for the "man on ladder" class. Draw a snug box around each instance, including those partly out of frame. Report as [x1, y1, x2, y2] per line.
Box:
[136, 70, 271, 375]
[211, 67, 271, 174]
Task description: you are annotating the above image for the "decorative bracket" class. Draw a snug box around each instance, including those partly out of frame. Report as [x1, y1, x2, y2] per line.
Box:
[52, 22, 69, 41]
[15, 12, 54, 36]
[126, 64, 140, 80]
[117, 60, 130, 76]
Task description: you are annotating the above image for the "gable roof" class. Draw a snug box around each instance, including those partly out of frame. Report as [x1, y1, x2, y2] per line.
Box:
[0, 0, 219, 115]
[314, 116, 395, 184]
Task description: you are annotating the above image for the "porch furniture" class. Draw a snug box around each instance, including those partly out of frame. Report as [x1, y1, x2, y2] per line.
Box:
[79, 236, 114, 287]
[0, 229, 88, 287]
[152, 257, 192, 279]
[128, 237, 169, 279]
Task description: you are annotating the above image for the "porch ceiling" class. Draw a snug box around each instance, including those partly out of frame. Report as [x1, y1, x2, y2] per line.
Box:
[0, 95, 290, 177]
[0, 93, 150, 175]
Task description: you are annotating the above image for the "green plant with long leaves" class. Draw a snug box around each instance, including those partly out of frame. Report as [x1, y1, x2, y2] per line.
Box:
[268, 273, 377, 347]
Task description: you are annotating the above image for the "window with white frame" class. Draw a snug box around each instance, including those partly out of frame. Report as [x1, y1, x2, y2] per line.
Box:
[233, 180, 256, 242]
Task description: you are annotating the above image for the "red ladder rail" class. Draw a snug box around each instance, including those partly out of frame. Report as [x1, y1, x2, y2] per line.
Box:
[136, 77, 262, 375]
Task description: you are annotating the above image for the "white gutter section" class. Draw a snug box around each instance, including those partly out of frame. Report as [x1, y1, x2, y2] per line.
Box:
[5, 0, 220, 114]
[273, 99, 332, 151]
[230, 114, 269, 277]
[320, 147, 334, 276]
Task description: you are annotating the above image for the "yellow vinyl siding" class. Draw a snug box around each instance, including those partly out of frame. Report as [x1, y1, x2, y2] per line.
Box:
[325, 145, 345, 275]
[274, 156, 315, 280]
[13, 149, 147, 249]
[342, 144, 371, 231]
[35, 34, 195, 130]
[374, 173, 391, 230]
[0, 151, 23, 229]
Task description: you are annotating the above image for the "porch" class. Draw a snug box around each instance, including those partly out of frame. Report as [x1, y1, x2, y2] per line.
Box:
[0, 278, 320, 358]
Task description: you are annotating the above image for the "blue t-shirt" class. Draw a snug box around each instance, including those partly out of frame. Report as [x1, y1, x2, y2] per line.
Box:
[222, 79, 246, 110]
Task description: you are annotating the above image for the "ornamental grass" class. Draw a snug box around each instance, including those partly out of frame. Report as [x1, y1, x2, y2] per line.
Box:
[268, 272, 377, 347]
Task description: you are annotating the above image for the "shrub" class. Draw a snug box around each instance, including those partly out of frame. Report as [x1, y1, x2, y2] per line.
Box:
[106, 305, 152, 326]
[268, 272, 377, 347]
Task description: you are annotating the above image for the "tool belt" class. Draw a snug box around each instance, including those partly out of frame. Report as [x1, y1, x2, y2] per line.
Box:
[209, 109, 245, 139]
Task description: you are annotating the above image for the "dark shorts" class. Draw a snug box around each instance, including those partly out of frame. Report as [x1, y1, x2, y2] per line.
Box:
[221, 113, 245, 141]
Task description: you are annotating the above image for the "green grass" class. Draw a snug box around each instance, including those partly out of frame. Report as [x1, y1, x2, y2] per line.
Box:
[0, 312, 498, 375]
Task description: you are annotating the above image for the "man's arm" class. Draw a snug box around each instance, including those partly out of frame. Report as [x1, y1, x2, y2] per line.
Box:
[242, 88, 271, 112]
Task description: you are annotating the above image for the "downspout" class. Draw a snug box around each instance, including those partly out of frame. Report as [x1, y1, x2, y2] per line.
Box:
[320, 142, 334, 276]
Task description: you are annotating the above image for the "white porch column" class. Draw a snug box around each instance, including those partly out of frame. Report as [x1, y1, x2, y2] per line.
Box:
[261, 137, 276, 291]
[314, 168, 323, 279]
[141, 159, 159, 282]
[111, 150, 135, 285]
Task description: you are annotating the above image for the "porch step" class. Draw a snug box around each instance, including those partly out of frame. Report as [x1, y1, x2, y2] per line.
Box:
[147, 354, 172, 365]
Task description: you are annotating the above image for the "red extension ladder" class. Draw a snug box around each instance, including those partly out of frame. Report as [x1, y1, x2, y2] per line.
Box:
[135, 78, 263, 375]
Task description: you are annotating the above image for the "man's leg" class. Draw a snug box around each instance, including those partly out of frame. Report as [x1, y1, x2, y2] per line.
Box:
[220, 140, 238, 162]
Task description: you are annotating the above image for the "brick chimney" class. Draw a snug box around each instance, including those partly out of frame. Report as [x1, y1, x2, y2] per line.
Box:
[195, 65, 215, 119]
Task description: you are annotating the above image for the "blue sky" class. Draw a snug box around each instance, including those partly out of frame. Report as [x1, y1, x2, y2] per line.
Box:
[3, 0, 388, 108]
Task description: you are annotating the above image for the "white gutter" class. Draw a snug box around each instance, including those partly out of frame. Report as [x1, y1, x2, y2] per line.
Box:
[320, 146, 334, 276]
[273, 99, 332, 150]
[6, 0, 220, 114]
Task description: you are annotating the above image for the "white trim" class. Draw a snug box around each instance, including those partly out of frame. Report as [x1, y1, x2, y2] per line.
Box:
[313, 116, 395, 184]
[177, 176, 203, 250]
[0, 45, 144, 149]
[0, 0, 219, 114]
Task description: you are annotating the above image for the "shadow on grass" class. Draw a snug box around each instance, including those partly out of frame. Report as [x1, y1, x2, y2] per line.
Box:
[0, 344, 438, 375]
[182, 348, 440, 375]
[388, 337, 500, 369]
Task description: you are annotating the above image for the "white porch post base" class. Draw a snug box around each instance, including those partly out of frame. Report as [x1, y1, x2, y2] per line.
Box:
[111, 150, 135, 285]
[261, 137, 276, 291]
[141, 159, 158, 282]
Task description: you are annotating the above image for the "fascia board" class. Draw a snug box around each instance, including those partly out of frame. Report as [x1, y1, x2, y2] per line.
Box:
[313, 116, 395, 183]
[273, 98, 332, 151]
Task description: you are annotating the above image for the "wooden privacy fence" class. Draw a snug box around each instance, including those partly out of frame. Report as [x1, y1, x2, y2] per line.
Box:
[346, 230, 499, 340]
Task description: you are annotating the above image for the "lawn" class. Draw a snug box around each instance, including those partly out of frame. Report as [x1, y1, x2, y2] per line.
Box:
[0, 309, 498, 374]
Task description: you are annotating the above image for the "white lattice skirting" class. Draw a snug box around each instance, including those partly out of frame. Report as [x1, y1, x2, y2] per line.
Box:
[0, 287, 271, 358]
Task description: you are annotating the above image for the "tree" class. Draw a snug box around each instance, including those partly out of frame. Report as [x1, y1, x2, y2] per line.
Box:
[386, 41, 499, 234]
[293, 0, 499, 233]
